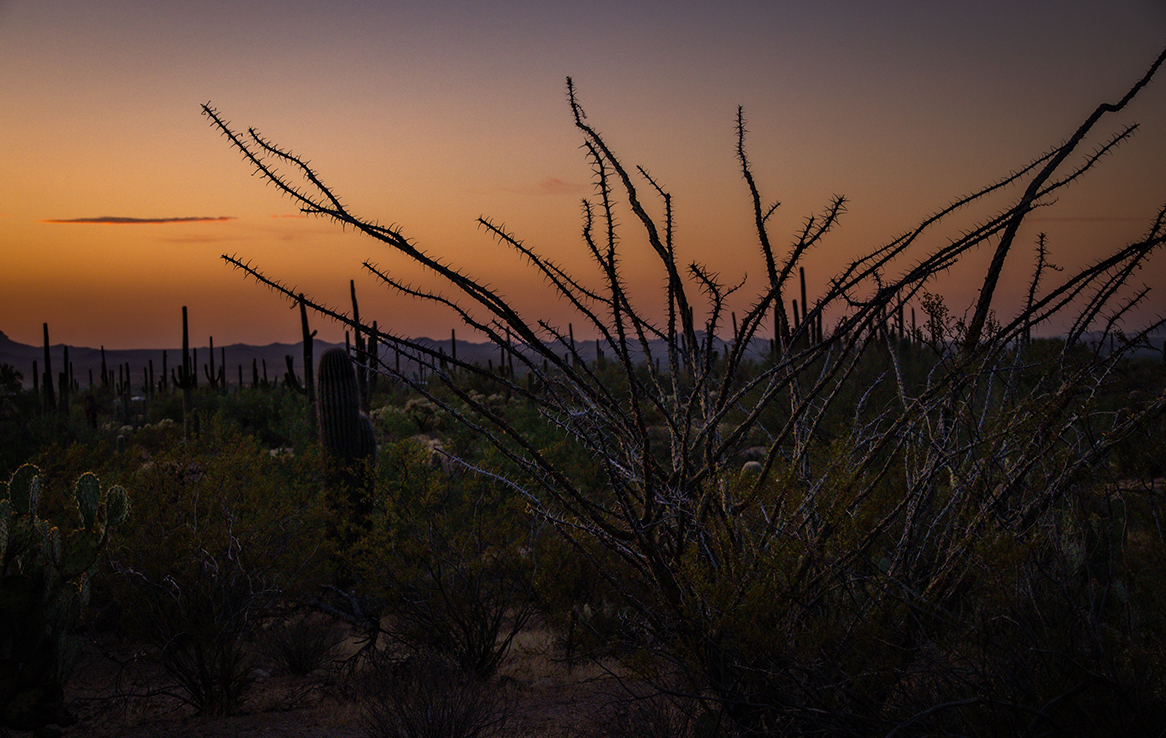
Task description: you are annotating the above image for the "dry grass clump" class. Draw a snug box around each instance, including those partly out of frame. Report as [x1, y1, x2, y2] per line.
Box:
[259, 610, 347, 676]
[359, 650, 514, 738]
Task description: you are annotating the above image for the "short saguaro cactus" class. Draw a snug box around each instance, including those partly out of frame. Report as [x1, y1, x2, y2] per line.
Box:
[316, 348, 377, 535]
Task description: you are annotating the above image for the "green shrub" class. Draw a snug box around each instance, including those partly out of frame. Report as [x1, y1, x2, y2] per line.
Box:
[107, 418, 329, 715]
[341, 437, 537, 679]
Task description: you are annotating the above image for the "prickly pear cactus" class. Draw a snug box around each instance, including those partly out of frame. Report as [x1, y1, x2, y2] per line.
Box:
[0, 465, 129, 736]
[317, 348, 376, 533]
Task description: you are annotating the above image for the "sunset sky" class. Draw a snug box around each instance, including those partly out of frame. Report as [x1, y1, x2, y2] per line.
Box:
[2, 1, 1165, 349]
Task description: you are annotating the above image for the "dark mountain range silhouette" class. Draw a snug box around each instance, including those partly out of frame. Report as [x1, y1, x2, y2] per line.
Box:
[0, 329, 341, 391]
[0, 330, 641, 391]
[5, 327, 1157, 394]
[0, 328, 773, 392]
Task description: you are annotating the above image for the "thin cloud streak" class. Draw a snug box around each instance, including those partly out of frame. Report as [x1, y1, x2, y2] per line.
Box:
[42, 216, 236, 225]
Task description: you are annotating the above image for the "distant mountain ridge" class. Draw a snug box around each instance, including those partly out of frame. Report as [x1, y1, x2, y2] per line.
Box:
[6, 328, 1154, 391]
[0, 329, 346, 390]
[0, 330, 622, 390]
[0, 328, 755, 391]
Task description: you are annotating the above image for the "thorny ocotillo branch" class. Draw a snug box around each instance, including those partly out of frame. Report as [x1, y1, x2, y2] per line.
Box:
[204, 56, 1166, 731]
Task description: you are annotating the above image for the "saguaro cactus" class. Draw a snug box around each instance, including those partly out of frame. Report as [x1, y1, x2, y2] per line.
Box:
[1, 465, 129, 735]
[348, 281, 370, 412]
[41, 323, 55, 413]
[284, 294, 318, 432]
[299, 293, 316, 407]
[203, 336, 218, 390]
[317, 348, 376, 531]
[174, 307, 197, 438]
[59, 344, 71, 416]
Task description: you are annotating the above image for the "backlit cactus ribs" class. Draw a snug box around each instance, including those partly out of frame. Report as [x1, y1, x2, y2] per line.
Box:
[1, 465, 129, 735]
[317, 348, 376, 532]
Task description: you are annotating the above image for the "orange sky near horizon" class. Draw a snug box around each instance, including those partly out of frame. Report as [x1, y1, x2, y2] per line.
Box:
[2, 1, 1165, 350]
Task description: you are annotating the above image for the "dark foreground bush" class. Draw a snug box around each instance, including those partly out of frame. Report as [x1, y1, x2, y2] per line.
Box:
[593, 678, 715, 738]
[359, 650, 512, 738]
[258, 610, 346, 676]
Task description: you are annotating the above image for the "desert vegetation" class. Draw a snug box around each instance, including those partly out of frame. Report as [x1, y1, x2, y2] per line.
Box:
[3, 48, 1166, 737]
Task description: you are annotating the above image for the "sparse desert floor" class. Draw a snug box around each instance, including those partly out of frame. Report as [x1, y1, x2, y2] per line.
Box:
[63, 619, 633, 738]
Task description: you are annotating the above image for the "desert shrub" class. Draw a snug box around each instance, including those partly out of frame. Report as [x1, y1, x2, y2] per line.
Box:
[593, 678, 721, 738]
[209, 385, 316, 450]
[532, 520, 647, 665]
[359, 650, 512, 738]
[207, 51, 1166, 735]
[141, 384, 187, 426]
[369, 403, 417, 441]
[2, 403, 114, 483]
[0, 364, 41, 477]
[403, 396, 445, 434]
[116, 541, 266, 715]
[107, 417, 330, 715]
[138, 384, 316, 451]
[343, 437, 537, 678]
[258, 609, 345, 676]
